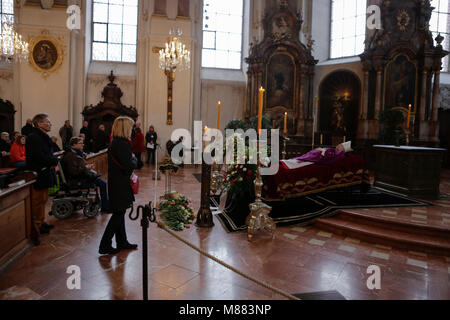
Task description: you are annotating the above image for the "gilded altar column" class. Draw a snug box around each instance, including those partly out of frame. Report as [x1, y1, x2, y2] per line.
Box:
[431, 71, 440, 122]
[419, 70, 428, 121]
[374, 70, 383, 119]
[361, 71, 369, 120]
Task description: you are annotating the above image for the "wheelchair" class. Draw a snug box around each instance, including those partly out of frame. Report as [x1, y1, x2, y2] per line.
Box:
[49, 161, 101, 220]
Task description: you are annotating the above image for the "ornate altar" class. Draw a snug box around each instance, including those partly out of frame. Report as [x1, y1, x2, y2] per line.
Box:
[0, 99, 15, 136]
[82, 71, 138, 139]
[245, 1, 317, 137]
[360, 0, 448, 144]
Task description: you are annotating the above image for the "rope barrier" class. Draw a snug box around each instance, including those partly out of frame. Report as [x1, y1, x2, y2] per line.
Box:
[154, 219, 301, 301]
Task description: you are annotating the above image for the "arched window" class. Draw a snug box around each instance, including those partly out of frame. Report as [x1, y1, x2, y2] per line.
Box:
[330, 0, 367, 59]
[202, 0, 244, 69]
[430, 0, 449, 72]
[92, 0, 138, 63]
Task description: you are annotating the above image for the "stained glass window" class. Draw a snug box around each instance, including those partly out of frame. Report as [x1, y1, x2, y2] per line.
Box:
[92, 0, 138, 63]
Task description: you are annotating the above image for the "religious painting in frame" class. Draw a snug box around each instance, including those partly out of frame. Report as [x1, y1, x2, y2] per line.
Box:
[383, 54, 418, 110]
[266, 52, 295, 111]
[28, 30, 65, 78]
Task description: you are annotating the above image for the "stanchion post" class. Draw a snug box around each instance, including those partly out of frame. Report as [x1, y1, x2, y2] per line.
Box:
[196, 159, 214, 228]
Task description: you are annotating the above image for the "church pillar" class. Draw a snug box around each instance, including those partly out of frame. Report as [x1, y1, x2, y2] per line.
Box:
[419, 70, 428, 121]
[431, 71, 440, 122]
[298, 72, 305, 120]
[361, 71, 369, 120]
[374, 70, 382, 119]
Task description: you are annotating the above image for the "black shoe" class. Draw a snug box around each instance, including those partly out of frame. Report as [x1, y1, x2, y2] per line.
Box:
[42, 223, 54, 230]
[39, 225, 50, 234]
[117, 243, 138, 250]
[99, 246, 121, 255]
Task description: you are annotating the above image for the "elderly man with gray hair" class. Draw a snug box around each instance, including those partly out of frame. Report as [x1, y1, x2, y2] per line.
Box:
[0, 132, 11, 157]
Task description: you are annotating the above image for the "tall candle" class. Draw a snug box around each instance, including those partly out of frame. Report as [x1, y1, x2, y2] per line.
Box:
[407, 104, 411, 129]
[284, 112, 288, 134]
[216, 101, 221, 130]
[320, 134, 323, 145]
[258, 87, 265, 135]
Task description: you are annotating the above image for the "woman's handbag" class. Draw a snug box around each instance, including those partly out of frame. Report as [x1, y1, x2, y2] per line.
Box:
[110, 152, 139, 195]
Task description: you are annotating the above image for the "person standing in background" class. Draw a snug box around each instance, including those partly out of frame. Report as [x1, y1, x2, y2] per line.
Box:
[59, 120, 73, 149]
[80, 121, 92, 153]
[93, 124, 109, 153]
[21, 119, 33, 136]
[145, 125, 158, 165]
[0, 132, 11, 157]
[131, 127, 145, 169]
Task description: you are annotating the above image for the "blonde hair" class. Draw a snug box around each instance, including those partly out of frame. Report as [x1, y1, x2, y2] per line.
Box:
[111, 116, 134, 139]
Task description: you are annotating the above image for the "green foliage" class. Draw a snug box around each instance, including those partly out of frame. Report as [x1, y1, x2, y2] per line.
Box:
[158, 195, 196, 231]
[378, 108, 405, 145]
[248, 115, 273, 131]
[225, 119, 250, 131]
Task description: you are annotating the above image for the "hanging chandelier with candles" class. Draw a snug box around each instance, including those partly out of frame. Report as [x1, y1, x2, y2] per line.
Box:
[159, 28, 190, 73]
[0, 18, 29, 62]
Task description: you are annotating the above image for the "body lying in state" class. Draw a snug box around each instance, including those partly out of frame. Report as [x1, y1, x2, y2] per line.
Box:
[282, 141, 353, 170]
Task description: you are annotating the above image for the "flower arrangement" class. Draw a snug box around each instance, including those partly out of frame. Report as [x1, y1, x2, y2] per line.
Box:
[158, 195, 196, 231]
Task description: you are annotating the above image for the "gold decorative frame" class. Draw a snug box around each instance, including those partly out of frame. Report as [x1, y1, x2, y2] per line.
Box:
[28, 30, 65, 78]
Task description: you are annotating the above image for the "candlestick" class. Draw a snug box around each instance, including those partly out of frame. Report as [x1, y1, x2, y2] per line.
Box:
[407, 104, 411, 129]
[312, 97, 318, 149]
[258, 87, 265, 135]
[284, 112, 288, 134]
[216, 101, 221, 130]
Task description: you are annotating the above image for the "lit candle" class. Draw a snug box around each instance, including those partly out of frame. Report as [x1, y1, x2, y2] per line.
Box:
[407, 104, 411, 129]
[217, 101, 221, 130]
[284, 112, 288, 134]
[258, 87, 265, 135]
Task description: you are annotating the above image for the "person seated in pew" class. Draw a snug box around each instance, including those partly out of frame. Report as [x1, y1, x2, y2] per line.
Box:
[9, 135, 27, 168]
[61, 137, 109, 212]
[0, 132, 11, 157]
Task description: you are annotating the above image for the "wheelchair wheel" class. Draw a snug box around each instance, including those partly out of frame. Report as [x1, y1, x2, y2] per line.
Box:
[51, 200, 74, 220]
[83, 202, 100, 218]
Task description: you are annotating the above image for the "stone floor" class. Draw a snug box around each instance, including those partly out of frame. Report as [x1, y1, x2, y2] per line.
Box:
[0, 165, 449, 300]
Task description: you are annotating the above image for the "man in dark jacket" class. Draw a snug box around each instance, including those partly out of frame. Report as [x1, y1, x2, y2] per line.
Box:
[61, 137, 109, 211]
[21, 119, 34, 136]
[80, 121, 92, 153]
[59, 120, 73, 149]
[0, 132, 11, 157]
[26, 114, 58, 235]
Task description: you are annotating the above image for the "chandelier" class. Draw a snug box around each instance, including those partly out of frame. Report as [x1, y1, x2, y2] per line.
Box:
[159, 28, 190, 73]
[0, 19, 29, 62]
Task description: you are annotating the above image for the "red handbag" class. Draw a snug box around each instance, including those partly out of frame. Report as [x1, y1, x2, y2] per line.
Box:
[110, 152, 139, 195]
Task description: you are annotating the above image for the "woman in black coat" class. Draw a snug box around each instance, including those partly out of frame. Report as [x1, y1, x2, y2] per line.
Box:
[99, 117, 138, 255]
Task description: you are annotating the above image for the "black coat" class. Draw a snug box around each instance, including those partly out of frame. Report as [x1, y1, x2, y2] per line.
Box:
[145, 131, 158, 148]
[94, 130, 109, 153]
[26, 127, 58, 189]
[108, 138, 137, 212]
[21, 124, 33, 136]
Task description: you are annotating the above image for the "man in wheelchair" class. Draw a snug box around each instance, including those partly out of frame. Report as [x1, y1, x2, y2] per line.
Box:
[57, 137, 109, 215]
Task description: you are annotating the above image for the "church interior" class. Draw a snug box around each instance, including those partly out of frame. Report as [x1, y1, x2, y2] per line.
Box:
[0, 0, 449, 301]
